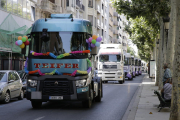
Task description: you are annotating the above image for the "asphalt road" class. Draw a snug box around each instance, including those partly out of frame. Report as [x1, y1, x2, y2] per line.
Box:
[0, 73, 145, 120]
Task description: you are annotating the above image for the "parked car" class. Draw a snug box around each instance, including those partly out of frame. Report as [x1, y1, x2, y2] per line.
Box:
[17, 70, 27, 96]
[0, 70, 24, 103]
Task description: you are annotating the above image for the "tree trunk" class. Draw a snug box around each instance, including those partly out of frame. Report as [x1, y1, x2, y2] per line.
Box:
[155, 37, 159, 86]
[170, 0, 180, 119]
[158, 19, 164, 90]
[166, 0, 176, 76]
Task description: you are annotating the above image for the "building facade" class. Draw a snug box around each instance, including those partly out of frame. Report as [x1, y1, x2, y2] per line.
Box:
[0, 0, 36, 70]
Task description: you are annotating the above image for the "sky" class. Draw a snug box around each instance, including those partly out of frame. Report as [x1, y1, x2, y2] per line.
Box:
[127, 39, 138, 56]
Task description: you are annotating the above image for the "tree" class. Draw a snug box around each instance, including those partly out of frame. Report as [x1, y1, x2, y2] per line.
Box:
[127, 46, 136, 56]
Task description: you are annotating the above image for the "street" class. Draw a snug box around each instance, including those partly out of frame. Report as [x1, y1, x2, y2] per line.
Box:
[0, 74, 145, 120]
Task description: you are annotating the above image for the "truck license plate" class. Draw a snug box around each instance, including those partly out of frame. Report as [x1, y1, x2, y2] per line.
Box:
[49, 96, 63, 100]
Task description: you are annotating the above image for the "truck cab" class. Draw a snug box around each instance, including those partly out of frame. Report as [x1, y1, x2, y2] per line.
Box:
[25, 14, 102, 108]
[138, 59, 142, 75]
[135, 57, 139, 76]
[96, 44, 125, 84]
[123, 53, 133, 80]
[131, 56, 136, 77]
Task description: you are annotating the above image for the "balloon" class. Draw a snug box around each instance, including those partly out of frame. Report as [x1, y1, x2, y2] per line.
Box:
[92, 35, 98, 40]
[18, 36, 22, 40]
[17, 40, 23, 45]
[86, 39, 89, 43]
[88, 37, 93, 42]
[91, 39, 96, 44]
[95, 42, 100, 47]
[91, 43, 96, 47]
[20, 43, 25, 48]
[22, 37, 26, 42]
[23, 36, 28, 40]
[15, 41, 18, 46]
[96, 37, 102, 42]
[24, 40, 30, 45]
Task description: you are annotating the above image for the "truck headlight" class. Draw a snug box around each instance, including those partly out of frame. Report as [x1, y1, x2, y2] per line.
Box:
[118, 72, 122, 75]
[28, 79, 37, 87]
[76, 79, 86, 87]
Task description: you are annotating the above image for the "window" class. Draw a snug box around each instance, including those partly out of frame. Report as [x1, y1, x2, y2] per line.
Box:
[99, 55, 121, 62]
[7, 0, 12, 12]
[13, 72, 19, 80]
[0, 72, 7, 82]
[0, 0, 7, 10]
[8, 72, 15, 81]
[95, 17, 96, 28]
[18, 0, 23, 16]
[88, 15, 93, 26]
[88, 0, 93, 8]
[102, 29, 104, 36]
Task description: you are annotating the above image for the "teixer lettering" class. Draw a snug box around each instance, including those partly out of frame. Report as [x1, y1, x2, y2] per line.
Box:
[34, 63, 79, 68]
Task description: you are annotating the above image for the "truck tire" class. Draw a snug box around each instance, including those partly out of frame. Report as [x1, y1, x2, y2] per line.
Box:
[95, 81, 102, 102]
[31, 101, 42, 109]
[82, 85, 92, 108]
[118, 81, 123, 84]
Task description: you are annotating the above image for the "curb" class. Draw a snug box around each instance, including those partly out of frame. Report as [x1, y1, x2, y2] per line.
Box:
[122, 74, 147, 120]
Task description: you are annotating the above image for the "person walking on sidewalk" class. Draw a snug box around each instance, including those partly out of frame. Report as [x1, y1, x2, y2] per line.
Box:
[162, 63, 172, 86]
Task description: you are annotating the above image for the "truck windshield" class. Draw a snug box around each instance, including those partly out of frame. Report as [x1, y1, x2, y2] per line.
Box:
[124, 57, 131, 65]
[30, 32, 88, 54]
[131, 58, 134, 65]
[99, 55, 121, 62]
[135, 59, 138, 66]
[139, 60, 141, 66]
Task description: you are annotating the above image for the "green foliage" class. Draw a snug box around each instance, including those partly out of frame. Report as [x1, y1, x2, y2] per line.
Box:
[111, 0, 170, 61]
[127, 46, 136, 56]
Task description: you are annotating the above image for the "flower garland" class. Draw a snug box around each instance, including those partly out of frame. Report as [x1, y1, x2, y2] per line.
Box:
[24, 56, 92, 76]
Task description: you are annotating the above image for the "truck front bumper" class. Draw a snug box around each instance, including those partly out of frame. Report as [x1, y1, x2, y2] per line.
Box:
[26, 85, 90, 102]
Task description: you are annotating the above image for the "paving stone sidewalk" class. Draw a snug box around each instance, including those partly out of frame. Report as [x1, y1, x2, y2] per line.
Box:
[134, 74, 170, 120]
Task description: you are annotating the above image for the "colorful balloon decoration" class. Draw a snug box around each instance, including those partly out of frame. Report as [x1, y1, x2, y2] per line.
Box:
[15, 35, 30, 49]
[86, 35, 102, 48]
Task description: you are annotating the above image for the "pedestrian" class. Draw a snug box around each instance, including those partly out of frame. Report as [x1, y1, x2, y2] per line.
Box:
[162, 63, 172, 86]
[161, 79, 172, 101]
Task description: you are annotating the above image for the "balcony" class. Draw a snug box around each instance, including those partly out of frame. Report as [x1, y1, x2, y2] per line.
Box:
[101, 22, 104, 29]
[97, 19, 101, 29]
[113, 29, 118, 34]
[67, 4, 75, 12]
[101, 9, 104, 16]
[113, 20, 118, 26]
[76, 0, 85, 11]
[113, 12, 118, 17]
[41, 0, 61, 14]
[97, 5, 101, 13]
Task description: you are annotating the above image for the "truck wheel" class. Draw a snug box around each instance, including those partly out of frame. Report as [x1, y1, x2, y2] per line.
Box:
[118, 81, 123, 84]
[18, 89, 24, 100]
[31, 101, 42, 109]
[82, 97, 92, 108]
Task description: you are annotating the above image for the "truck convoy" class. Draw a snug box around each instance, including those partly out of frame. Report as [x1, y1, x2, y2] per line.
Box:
[25, 14, 102, 108]
[96, 44, 125, 84]
[131, 56, 136, 78]
[124, 53, 133, 80]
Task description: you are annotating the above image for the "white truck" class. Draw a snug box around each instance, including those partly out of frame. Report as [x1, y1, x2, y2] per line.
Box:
[95, 44, 125, 84]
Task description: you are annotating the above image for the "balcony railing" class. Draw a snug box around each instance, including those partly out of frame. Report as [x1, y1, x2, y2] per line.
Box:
[113, 20, 118, 26]
[97, 5, 101, 13]
[113, 12, 118, 17]
[41, 0, 60, 13]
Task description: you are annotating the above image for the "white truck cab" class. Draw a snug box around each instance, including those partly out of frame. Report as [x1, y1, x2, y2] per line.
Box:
[95, 44, 125, 84]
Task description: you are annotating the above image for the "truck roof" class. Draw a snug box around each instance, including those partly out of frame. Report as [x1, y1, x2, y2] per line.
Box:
[100, 44, 122, 49]
[31, 14, 92, 33]
[99, 49, 121, 54]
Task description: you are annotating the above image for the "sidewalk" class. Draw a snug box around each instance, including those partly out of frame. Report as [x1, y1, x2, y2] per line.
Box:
[127, 74, 170, 120]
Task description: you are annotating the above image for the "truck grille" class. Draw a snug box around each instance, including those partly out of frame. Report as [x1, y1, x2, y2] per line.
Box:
[103, 65, 117, 69]
[42, 80, 73, 96]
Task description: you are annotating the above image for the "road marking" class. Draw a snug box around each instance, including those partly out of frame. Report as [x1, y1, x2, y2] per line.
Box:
[34, 116, 45, 120]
